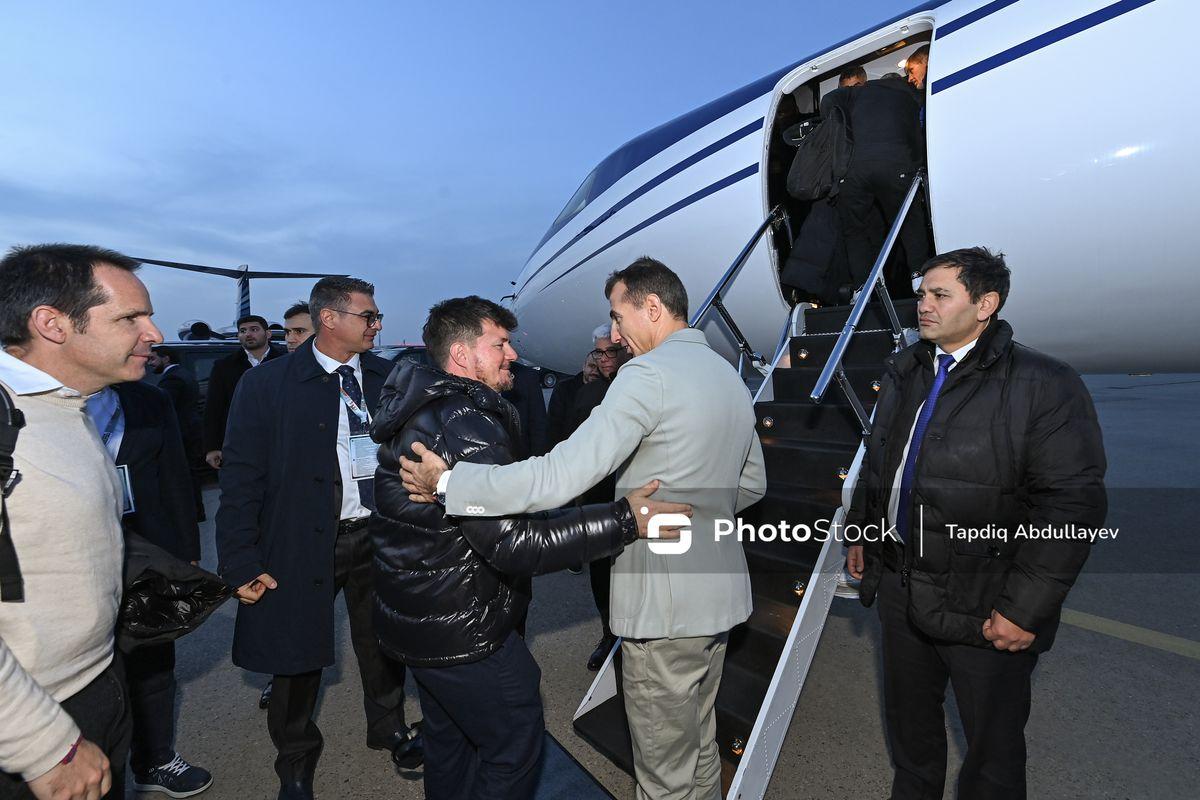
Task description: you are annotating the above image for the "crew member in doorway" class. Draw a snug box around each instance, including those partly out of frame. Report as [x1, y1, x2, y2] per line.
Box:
[821, 53, 930, 297]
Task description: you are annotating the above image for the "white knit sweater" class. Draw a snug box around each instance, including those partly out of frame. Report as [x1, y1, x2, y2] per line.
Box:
[0, 378, 123, 781]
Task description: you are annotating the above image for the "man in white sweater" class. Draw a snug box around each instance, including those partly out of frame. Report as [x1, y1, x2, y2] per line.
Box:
[0, 244, 163, 800]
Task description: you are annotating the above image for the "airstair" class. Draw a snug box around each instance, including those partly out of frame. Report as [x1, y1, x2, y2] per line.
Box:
[571, 173, 927, 798]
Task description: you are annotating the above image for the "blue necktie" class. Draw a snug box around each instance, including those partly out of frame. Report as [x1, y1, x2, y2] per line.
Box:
[896, 353, 955, 542]
[335, 365, 374, 511]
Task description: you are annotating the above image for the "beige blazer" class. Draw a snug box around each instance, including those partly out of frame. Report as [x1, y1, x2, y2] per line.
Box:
[444, 327, 766, 639]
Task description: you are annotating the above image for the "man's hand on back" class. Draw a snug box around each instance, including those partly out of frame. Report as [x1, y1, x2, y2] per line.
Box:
[400, 442, 449, 503]
[27, 738, 110, 800]
[624, 480, 692, 539]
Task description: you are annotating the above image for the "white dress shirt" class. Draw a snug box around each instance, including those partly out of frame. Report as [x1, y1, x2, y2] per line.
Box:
[311, 344, 369, 521]
[887, 337, 979, 528]
[0, 350, 80, 398]
[244, 348, 268, 368]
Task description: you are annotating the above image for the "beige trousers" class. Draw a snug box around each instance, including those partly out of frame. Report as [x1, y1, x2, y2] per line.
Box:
[621, 633, 729, 800]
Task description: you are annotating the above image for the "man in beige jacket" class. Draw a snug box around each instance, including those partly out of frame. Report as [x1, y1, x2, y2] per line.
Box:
[401, 257, 766, 800]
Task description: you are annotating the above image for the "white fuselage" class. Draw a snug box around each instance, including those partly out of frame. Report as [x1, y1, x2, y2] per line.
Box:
[511, 0, 1198, 375]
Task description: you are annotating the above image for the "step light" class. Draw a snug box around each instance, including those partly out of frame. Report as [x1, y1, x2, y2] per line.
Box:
[797, 348, 809, 360]
[871, 380, 881, 392]
[761, 416, 775, 429]
[837, 466, 849, 481]
[732, 737, 746, 757]
[792, 580, 807, 597]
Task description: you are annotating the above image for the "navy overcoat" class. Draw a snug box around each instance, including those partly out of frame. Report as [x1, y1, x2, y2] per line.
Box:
[215, 336, 393, 674]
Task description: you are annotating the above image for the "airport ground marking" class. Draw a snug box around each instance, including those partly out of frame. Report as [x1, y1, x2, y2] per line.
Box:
[1060, 608, 1200, 661]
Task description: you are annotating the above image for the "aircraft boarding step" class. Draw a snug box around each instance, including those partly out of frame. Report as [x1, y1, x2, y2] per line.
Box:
[573, 299, 918, 798]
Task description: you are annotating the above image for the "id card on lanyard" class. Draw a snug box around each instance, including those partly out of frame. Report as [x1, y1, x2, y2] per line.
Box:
[115, 464, 135, 515]
[340, 385, 380, 481]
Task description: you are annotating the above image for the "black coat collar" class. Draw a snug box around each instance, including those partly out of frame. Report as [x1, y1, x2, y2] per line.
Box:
[888, 318, 1013, 379]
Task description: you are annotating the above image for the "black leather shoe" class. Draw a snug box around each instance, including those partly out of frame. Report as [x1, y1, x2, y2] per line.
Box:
[587, 635, 617, 671]
[277, 779, 314, 800]
[259, 680, 273, 710]
[369, 723, 424, 770]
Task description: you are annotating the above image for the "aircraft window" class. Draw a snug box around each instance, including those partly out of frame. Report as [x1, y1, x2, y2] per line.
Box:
[550, 167, 599, 233]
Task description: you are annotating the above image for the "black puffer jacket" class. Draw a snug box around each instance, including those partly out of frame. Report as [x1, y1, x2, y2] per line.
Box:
[369, 361, 637, 667]
[849, 320, 1106, 653]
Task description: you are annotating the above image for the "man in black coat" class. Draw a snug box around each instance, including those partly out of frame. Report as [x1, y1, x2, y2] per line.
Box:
[369, 296, 681, 800]
[556, 325, 633, 671]
[215, 278, 418, 800]
[202, 314, 286, 469]
[501, 361, 548, 456]
[845, 248, 1106, 799]
[86, 380, 213, 796]
[821, 68, 930, 294]
[149, 344, 205, 521]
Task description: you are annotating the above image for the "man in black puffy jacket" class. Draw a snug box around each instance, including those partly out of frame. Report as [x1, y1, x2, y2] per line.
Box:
[369, 295, 686, 800]
[845, 247, 1106, 800]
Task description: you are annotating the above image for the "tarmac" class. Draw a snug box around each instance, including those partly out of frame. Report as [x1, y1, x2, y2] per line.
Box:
[157, 374, 1200, 799]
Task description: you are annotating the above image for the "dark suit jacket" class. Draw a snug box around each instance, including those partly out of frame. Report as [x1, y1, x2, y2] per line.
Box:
[214, 337, 393, 674]
[821, 77, 925, 164]
[501, 362, 548, 457]
[114, 382, 202, 562]
[158, 365, 200, 454]
[546, 372, 584, 449]
[202, 344, 286, 453]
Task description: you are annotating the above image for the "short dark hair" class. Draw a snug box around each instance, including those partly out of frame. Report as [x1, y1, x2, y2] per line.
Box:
[153, 344, 178, 363]
[909, 44, 930, 65]
[236, 314, 269, 330]
[423, 295, 518, 368]
[839, 65, 867, 84]
[0, 243, 140, 347]
[604, 257, 688, 321]
[283, 301, 310, 321]
[309, 276, 375, 322]
[919, 247, 1011, 315]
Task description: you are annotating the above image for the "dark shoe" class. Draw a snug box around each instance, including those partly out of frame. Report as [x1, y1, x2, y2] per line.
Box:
[132, 753, 214, 797]
[277, 779, 314, 800]
[259, 680, 273, 709]
[369, 722, 424, 770]
[587, 635, 617, 671]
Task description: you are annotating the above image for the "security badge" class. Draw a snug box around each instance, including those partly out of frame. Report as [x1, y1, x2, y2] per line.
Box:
[348, 435, 381, 481]
[340, 386, 380, 481]
[115, 464, 135, 515]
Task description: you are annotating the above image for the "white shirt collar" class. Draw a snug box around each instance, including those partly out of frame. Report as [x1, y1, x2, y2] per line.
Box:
[311, 343, 361, 375]
[244, 348, 268, 367]
[934, 337, 978, 371]
[0, 350, 74, 396]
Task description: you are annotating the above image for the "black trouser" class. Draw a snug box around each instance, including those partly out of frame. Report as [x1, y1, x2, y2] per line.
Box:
[410, 630, 544, 800]
[0, 659, 131, 799]
[124, 641, 176, 775]
[267, 523, 408, 785]
[589, 555, 612, 637]
[877, 566, 1038, 800]
[838, 151, 930, 294]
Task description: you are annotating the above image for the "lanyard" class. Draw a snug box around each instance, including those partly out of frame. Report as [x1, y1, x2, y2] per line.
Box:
[338, 384, 371, 425]
[100, 406, 122, 446]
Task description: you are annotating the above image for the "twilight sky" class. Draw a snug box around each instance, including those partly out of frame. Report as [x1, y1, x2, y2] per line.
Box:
[1, 0, 905, 343]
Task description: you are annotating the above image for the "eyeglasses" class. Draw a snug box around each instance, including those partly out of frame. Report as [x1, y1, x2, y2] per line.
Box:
[332, 308, 384, 327]
[590, 345, 626, 360]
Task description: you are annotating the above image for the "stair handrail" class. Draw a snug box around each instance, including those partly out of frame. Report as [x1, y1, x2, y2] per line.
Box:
[690, 205, 787, 375]
[809, 169, 926, 430]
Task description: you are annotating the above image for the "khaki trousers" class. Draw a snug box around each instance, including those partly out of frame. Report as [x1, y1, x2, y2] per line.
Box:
[621, 633, 729, 800]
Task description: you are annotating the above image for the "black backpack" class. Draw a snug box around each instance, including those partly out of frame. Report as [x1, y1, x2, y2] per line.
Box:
[785, 104, 852, 202]
[0, 385, 25, 602]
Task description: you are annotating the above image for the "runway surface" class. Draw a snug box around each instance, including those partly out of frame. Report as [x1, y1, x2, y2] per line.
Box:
[158, 374, 1199, 799]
